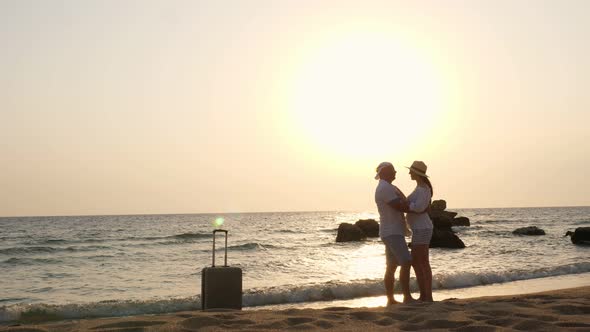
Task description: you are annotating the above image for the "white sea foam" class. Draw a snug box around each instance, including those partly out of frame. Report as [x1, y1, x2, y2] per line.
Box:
[433, 262, 590, 289]
[0, 297, 201, 323]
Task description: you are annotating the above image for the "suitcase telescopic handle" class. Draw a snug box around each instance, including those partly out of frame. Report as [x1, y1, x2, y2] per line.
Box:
[212, 229, 228, 267]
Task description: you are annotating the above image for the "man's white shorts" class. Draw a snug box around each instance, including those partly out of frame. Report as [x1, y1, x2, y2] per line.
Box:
[382, 235, 411, 265]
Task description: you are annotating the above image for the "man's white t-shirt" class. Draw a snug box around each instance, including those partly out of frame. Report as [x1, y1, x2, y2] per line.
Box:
[375, 179, 406, 238]
[406, 186, 434, 230]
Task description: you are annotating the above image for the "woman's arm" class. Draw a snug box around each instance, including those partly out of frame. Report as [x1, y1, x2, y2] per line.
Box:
[408, 188, 431, 213]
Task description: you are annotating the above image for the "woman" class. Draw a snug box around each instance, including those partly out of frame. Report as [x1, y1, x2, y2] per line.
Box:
[404, 160, 434, 302]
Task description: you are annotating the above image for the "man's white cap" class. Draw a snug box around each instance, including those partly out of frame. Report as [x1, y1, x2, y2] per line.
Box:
[374, 162, 394, 180]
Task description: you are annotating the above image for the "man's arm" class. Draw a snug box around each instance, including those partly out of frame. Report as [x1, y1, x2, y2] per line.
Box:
[387, 198, 409, 212]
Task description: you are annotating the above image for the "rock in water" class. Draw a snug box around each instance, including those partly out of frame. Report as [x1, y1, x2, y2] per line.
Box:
[429, 210, 458, 230]
[355, 219, 379, 238]
[452, 217, 470, 227]
[430, 229, 466, 248]
[564, 227, 590, 245]
[423, 199, 467, 248]
[431, 200, 447, 211]
[336, 223, 366, 242]
[513, 226, 546, 236]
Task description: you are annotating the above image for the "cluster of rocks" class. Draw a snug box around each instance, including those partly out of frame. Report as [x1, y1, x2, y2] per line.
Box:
[335, 199, 469, 248]
[427, 200, 466, 248]
[335, 202, 590, 248]
[335, 219, 378, 242]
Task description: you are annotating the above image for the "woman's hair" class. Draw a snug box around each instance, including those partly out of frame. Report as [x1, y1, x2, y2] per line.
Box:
[421, 175, 433, 196]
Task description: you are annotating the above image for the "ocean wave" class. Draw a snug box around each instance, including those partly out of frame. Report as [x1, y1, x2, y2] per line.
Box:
[227, 243, 277, 251]
[433, 262, 590, 289]
[120, 240, 280, 251]
[0, 298, 27, 304]
[20, 232, 213, 247]
[243, 279, 385, 307]
[87, 255, 116, 259]
[19, 238, 70, 245]
[275, 229, 300, 234]
[475, 219, 518, 224]
[0, 297, 202, 323]
[1, 257, 63, 266]
[167, 232, 212, 240]
[42, 239, 68, 244]
[0, 245, 112, 256]
[248, 262, 590, 305]
[470, 230, 518, 237]
[3, 262, 588, 323]
[65, 245, 112, 252]
[0, 235, 33, 241]
[122, 232, 211, 242]
[0, 246, 57, 255]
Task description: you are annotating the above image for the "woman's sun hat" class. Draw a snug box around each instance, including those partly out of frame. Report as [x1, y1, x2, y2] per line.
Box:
[406, 160, 428, 177]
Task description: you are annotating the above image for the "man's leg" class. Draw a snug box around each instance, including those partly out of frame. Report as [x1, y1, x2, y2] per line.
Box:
[383, 236, 400, 305]
[399, 261, 414, 303]
[385, 234, 415, 303]
[384, 263, 398, 305]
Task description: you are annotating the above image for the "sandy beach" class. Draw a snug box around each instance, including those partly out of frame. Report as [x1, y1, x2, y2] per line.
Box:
[2, 286, 589, 332]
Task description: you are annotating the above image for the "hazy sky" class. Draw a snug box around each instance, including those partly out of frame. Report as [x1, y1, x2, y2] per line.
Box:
[1, 1, 589, 217]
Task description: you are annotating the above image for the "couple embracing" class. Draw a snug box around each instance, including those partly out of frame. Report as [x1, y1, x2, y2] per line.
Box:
[374, 161, 434, 305]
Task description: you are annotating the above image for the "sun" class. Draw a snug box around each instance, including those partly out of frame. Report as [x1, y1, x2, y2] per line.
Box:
[285, 32, 446, 161]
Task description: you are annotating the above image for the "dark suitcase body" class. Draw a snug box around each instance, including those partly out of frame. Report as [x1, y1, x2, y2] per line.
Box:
[201, 229, 242, 310]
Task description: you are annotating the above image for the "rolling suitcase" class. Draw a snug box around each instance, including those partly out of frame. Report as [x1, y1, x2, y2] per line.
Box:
[201, 229, 242, 310]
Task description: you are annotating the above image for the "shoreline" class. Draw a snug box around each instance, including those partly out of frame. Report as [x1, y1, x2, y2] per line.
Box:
[252, 272, 590, 311]
[2, 284, 589, 331]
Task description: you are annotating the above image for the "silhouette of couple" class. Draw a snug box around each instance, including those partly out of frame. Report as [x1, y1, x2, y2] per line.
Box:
[374, 161, 434, 304]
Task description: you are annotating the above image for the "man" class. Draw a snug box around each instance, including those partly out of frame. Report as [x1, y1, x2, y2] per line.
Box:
[374, 162, 414, 304]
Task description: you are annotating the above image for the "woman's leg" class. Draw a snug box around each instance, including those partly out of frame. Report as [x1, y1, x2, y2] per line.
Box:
[411, 247, 425, 300]
[412, 244, 432, 301]
[423, 246, 433, 302]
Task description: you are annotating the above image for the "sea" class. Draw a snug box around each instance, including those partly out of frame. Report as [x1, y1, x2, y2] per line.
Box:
[1, 207, 589, 322]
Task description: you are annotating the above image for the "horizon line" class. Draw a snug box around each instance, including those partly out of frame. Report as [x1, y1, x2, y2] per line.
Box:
[1, 205, 589, 219]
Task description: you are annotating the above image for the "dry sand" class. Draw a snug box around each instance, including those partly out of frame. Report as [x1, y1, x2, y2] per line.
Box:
[2, 286, 590, 331]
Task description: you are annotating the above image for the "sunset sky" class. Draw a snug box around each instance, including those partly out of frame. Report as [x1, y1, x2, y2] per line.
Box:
[1, 1, 589, 217]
